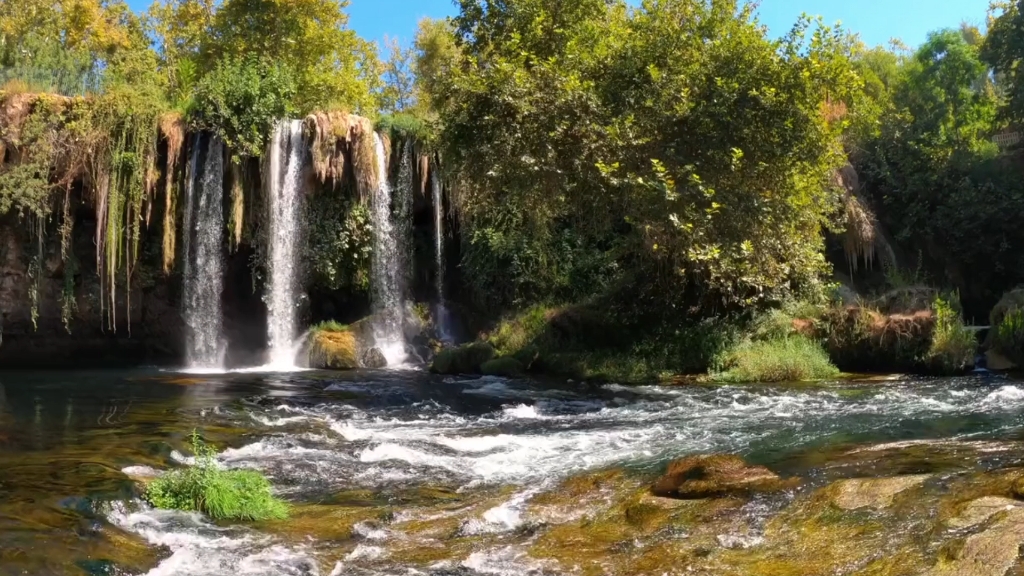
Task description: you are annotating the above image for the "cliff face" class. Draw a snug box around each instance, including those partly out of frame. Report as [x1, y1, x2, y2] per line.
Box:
[0, 210, 182, 368]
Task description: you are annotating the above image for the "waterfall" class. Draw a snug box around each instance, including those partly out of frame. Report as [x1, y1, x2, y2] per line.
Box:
[265, 120, 305, 368]
[181, 134, 226, 369]
[431, 168, 452, 342]
[369, 133, 407, 366]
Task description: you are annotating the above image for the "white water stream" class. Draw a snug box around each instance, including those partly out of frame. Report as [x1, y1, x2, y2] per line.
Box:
[181, 134, 226, 369]
[264, 120, 306, 369]
[369, 134, 408, 366]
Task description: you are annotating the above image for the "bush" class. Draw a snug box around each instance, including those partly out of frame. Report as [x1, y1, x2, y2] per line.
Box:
[715, 336, 840, 383]
[990, 289, 1024, 365]
[480, 356, 526, 377]
[146, 431, 288, 521]
[822, 306, 934, 372]
[926, 295, 976, 374]
[429, 342, 496, 374]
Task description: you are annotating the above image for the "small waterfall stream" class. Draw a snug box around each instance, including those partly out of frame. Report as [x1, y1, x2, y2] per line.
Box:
[181, 134, 226, 369]
[265, 120, 305, 368]
[370, 134, 408, 366]
[431, 167, 452, 341]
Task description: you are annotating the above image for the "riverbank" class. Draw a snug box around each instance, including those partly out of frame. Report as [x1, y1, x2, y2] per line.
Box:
[3, 369, 1024, 574]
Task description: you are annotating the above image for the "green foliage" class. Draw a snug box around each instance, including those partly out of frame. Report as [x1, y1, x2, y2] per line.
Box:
[480, 356, 526, 377]
[983, 1, 1024, 125]
[191, 55, 296, 159]
[376, 113, 432, 144]
[312, 320, 348, 333]
[430, 342, 496, 374]
[305, 194, 372, 293]
[432, 0, 852, 317]
[995, 309, 1024, 365]
[146, 430, 288, 521]
[715, 336, 840, 383]
[926, 294, 976, 374]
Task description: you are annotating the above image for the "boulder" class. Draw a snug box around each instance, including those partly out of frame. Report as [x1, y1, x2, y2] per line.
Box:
[946, 496, 1018, 530]
[651, 454, 791, 499]
[924, 506, 1024, 576]
[360, 347, 388, 369]
[480, 356, 526, 377]
[825, 474, 929, 510]
[308, 330, 358, 369]
[430, 342, 496, 374]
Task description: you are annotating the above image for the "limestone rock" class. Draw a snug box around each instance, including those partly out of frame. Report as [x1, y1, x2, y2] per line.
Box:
[308, 330, 358, 369]
[360, 347, 388, 369]
[827, 475, 929, 510]
[946, 496, 1018, 530]
[924, 507, 1024, 576]
[651, 454, 792, 499]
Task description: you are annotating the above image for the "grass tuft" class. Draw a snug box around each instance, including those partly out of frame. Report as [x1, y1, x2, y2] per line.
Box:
[715, 336, 840, 383]
[145, 431, 288, 521]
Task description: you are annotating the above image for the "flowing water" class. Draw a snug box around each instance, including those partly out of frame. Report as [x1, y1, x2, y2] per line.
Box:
[431, 168, 452, 342]
[265, 120, 306, 369]
[369, 134, 407, 366]
[3, 371, 1024, 575]
[181, 134, 226, 370]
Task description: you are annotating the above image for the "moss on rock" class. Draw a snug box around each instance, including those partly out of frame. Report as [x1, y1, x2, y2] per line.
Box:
[651, 454, 794, 499]
[430, 342, 496, 374]
[308, 329, 358, 369]
[480, 356, 526, 377]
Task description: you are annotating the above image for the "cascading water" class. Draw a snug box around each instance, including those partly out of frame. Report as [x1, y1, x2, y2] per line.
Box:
[370, 133, 408, 366]
[181, 134, 226, 369]
[264, 120, 305, 368]
[431, 168, 453, 342]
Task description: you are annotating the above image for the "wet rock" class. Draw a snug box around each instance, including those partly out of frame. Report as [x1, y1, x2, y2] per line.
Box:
[651, 454, 791, 499]
[480, 357, 526, 377]
[946, 496, 1018, 529]
[360, 347, 388, 369]
[827, 474, 929, 510]
[925, 507, 1024, 576]
[308, 329, 358, 369]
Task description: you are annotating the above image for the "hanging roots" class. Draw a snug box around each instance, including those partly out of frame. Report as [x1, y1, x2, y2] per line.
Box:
[305, 111, 352, 185]
[835, 163, 895, 273]
[350, 116, 378, 201]
[230, 159, 244, 249]
[160, 112, 185, 274]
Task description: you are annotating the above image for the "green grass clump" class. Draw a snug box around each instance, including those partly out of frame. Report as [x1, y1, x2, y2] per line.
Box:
[715, 336, 840, 383]
[312, 320, 348, 333]
[146, 431, 288, 521]
[926, 295, 976, 374]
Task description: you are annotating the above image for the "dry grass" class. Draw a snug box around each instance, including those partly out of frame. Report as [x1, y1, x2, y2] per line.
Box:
[159, 112, 185, 273]
[834, 163, 896, 273]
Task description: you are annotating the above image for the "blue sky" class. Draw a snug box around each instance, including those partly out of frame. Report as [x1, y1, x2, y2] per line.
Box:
[345, 0, 992, 48]
[126, 0, 993, 50]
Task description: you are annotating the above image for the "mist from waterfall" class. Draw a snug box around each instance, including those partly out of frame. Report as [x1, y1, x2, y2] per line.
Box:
[431, 167, 452, 341]
[369, 134, 408, 366]
[181, 133, 226, 369]
[264, 120, 306, 368]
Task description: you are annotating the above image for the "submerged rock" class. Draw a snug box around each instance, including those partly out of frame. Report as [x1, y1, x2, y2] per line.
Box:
[826, 474, 929, 510]
[360, 347, 388, 369]
[651, 454, 791, 499]
[946, 496, 1018, 529]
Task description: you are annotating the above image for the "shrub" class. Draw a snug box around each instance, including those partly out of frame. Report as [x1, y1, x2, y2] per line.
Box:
[146, 431, 288, 521]
[926, 295, 976, 374]
[822, 306, 934, 372]
[480, 356, 526, 377]
[990, 289, 1024, 365]
[715, 336, 840, 383]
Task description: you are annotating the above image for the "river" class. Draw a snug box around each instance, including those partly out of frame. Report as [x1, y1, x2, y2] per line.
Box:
[1, 369, 1023, 575]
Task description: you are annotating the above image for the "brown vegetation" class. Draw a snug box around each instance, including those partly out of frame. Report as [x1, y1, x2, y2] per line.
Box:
[159, 112, 185, 273]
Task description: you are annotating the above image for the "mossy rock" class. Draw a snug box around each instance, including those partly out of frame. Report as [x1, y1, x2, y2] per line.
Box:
[308, 329, 358, 369]
[513, 344, 541, 370]
[480, 356, 526, 377]
[651, 454, 794, 499]
[429, 342, 496, 374]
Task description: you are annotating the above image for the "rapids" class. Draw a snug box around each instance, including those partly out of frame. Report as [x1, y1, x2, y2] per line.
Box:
[2, 370, 1024, 575]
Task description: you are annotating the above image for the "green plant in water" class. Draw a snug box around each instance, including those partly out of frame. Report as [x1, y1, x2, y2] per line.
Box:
[715, 336, 840, 383]
[926, 294, 975, 374]
[995, 308, 1024, 365]
[312, 320, 348, 333]
[146, 430, 288, 521]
